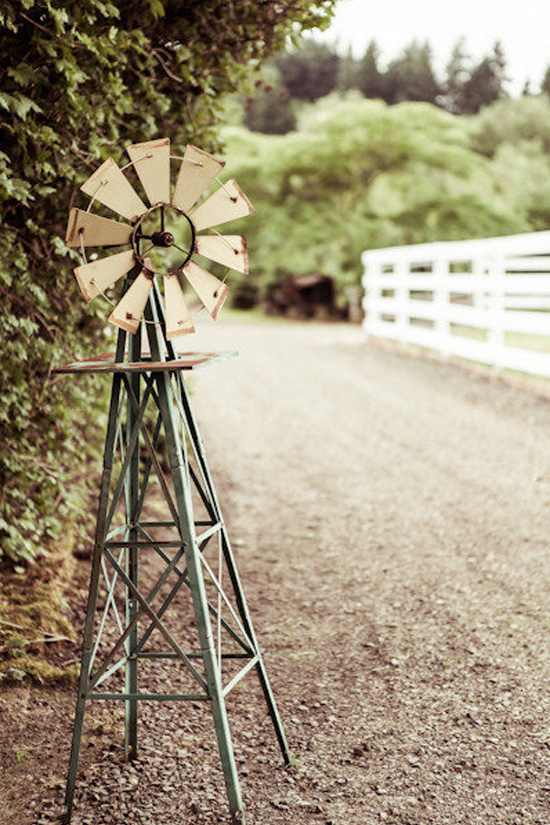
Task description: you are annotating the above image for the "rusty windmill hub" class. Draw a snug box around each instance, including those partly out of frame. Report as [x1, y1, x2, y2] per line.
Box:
[131, 203, 197, 277]
[151, 230, 174, 246]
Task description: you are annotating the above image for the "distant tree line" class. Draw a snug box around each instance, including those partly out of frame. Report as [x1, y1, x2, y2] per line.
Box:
[230, 92, 550, 309]
[245, 37, 550, 134]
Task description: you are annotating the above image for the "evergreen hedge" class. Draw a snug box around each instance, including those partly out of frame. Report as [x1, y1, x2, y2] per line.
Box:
[0, 0, 334, 565]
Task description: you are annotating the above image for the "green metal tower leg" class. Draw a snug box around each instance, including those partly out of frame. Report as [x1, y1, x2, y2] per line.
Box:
[62, 332, 128, 825]
[125, 326, 141, 760]
[146, 299, 245, 824]
[174, 369, 291, 765]
[157, 290, 290, 767]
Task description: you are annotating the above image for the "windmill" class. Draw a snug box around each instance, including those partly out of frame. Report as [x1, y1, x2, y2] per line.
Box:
[55, 139, 290, 825]
[65, 139, 251, 337]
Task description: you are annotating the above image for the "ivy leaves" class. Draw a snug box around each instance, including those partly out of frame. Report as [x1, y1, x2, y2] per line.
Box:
[0, 0, 336, 565]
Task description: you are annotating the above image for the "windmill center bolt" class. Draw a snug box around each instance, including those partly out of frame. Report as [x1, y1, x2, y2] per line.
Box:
[152, 230, 175, 247]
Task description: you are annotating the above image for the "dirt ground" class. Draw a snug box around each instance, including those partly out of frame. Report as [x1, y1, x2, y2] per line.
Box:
[3, 316, 550, 825]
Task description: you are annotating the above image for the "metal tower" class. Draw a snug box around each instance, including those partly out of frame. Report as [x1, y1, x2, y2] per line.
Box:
[55, 281, 289, 825]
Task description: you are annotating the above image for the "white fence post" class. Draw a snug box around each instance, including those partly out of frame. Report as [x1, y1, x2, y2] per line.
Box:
[433, 257, 450, 357]
[487, 256, 506, 369]
[362, 258, 379, 335]
[394, 259, 409, 342]
[471, 258, 485, 312]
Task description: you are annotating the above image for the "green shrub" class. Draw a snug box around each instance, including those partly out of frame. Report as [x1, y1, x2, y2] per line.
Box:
[0, 0, 335, 566]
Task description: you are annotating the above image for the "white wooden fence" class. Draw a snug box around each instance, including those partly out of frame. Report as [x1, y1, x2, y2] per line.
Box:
[361, 231, 550, 378]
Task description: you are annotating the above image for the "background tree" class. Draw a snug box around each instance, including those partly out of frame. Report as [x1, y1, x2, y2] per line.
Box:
[357, 41, 387, 100]
[0, 0, 336, 567]
[541, 66, 550, 97]
[337, 46, 360, 92]
[441, 37, 471, 113]
[461, 41, 508, 113]
[385, 41, 440, 104]
[225, 98, 533, 302]
[468, 95, 550, 157]
[244, 78, 296, 135]
[275, 40, 340, 102]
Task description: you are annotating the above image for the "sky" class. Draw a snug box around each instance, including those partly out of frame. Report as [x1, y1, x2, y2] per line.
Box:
[318, 0, 550, 95]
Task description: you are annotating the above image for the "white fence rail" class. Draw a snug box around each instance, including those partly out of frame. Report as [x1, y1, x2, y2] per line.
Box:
[361, 232, 550, 378]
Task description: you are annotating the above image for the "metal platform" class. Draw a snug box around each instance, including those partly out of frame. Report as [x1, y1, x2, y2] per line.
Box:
[52, 350, 237, 375]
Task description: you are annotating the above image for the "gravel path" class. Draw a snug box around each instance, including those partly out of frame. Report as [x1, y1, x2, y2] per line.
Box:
[6, 317, 550, 825]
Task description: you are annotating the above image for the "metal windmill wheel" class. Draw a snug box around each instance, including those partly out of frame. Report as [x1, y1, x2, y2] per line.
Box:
[65, 138, 253, 338]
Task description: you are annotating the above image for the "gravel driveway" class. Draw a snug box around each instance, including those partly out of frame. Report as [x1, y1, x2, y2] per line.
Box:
[7, 317, 550, 825]
[192, 317, 550, 825]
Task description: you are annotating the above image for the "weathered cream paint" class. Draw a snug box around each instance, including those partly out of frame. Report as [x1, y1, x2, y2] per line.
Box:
[183, 259, 229, 320]
[65, 207, 133, 248]
[189, 179, 254, 232]
[194, 234, 248, 274]
[74, 249, 136, 302]
[108, 270, 153, 334]
[127, 138, 171, 206]
[164, 274, 196, 339]
[171, 145, 225, 213]
[80, 157, 147, 221]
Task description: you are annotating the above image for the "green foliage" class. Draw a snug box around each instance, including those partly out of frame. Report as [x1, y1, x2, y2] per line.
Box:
[275, 40, 340, 102]
[468, 95, 550, 157]
[356, 41, 387, 101]
[385, 42, 440, 105]
[440, 37, 471, 114]
[0, 0, 336, 566]
[224, 97, 547, 302]
[244, 79, 296, 135]
[337, 47, 360, 93]
[460, 41, 508, 114]
[489, 140, 550, 231]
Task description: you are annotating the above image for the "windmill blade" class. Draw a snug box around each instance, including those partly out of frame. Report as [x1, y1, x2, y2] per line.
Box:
[74, 249, 136, 303]
[127, 137, 170, 206]
[80, 157, 147, 221]
[108, 269, 154, 334]
[164, 274, 196, 339]
[65, 208, 133, 248]
[189, 179, 254, 232]
[182, 260, 229, 320]
[194, 234, 248, 275]
[172, 145, 225, 214]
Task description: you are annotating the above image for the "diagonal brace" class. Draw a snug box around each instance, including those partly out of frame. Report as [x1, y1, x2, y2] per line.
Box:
[92, 547, 207, 692]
